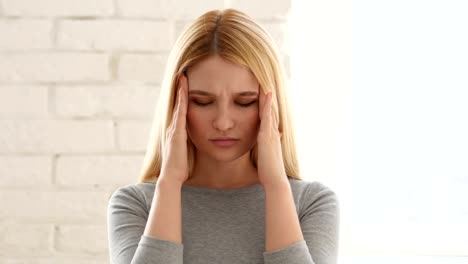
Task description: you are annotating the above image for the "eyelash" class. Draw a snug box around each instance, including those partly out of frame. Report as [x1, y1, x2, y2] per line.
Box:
[192, 100, 257, 107]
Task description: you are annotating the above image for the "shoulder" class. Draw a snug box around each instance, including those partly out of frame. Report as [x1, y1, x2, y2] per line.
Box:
[288, 177, 337, 198]
[287, 177, 339, 218]
[108, 181, 157, 212]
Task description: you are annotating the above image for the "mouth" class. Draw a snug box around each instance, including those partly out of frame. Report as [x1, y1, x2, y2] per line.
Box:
[210, 137, 238, 141]
[209, 139, 239, 147]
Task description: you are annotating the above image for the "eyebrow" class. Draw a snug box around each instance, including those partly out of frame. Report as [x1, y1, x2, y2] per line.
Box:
[189, 90, 258, 97]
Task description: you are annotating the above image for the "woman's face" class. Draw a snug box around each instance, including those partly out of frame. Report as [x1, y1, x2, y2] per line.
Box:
[185, 55, 260, 162]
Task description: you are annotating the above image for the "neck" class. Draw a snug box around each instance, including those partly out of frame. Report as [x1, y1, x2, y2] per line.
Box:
[184, 153, 259, 189]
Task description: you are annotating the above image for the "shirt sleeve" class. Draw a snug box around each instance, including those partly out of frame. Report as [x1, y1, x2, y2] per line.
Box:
[107, 185, 184, 264]
[262, 183, 340, 264]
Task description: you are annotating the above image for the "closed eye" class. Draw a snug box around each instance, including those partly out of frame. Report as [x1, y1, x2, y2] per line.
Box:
[192, 100, 257, 107]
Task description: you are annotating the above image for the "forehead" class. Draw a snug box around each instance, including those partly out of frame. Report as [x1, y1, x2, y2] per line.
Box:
[186, 56, 259, 94]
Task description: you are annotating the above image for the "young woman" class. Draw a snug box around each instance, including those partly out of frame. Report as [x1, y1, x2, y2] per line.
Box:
[107, 8, 339, 264]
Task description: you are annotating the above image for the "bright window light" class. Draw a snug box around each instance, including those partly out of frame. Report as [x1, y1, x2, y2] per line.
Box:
[287, 0, 468, 262]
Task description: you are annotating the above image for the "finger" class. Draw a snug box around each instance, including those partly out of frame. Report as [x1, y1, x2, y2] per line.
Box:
[271, 93, 278, 129]
[271, 95, 281, 135]
[175, 74, 188, 130]
[259, 87, 266, 120]
[269, 93, 276, 131]
[170, 75, 184, 133]
[269, 92, 280, 134]
[260, 91, 272, 132]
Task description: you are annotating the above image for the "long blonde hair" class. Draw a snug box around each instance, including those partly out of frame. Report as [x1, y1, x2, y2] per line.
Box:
[137, 8, 302, 183]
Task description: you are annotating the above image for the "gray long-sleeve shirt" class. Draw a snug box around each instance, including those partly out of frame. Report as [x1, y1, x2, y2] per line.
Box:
[107, 177, 339, 264]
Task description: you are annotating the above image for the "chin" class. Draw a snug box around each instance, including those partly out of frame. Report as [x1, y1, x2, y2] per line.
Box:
[196, 146, 244, 161]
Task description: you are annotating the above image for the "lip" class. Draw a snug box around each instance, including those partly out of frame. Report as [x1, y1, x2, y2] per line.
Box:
[210, 139, 239, 147]
[210, 137, 238, 141]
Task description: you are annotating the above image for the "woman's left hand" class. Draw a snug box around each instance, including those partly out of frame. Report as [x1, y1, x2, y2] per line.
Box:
[256, 88, 288, 188]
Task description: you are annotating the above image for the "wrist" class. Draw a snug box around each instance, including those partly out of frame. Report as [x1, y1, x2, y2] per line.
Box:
[157, 177, 183, 189]
[263, 180, 291, 193]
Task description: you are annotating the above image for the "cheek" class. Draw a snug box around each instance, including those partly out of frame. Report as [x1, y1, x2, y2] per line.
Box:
[186, 110, 201, 145]
[245, 110, 260, 131]
[187, 109, 202, 132]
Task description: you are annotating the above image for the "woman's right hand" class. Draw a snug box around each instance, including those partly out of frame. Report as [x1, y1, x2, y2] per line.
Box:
[159, 73, 190, 186]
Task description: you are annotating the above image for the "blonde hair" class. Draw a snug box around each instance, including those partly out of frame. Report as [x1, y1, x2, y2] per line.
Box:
[137, 8, 302, 183]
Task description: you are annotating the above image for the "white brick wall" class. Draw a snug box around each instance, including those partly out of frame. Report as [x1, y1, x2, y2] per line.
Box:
[57, 20, 172, 51]
[0, 0, 291, 262]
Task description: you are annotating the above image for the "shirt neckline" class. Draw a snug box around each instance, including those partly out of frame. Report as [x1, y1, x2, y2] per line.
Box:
[181, 182, 264, 195]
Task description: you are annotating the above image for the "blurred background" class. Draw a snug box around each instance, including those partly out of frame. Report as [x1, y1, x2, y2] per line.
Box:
[0, 0, 466, 263]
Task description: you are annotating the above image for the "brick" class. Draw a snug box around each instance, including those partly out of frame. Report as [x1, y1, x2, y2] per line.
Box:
[0, 120, 114, 153]
[0, 223, 53, 257]
[3, 258, 107, 264]
[0, 53, 110, 82]
[54, 85, 159, 118]
[58, 19, 171, 51]
[117, 0, 224, 19]
[0, 85, 48, 117]
[2, 0, 114, 17]
[0, 190, 109, 224]
[230, 0, 291, 19]
[0, 19, 52, 50]
[117, 120, 152, 151]
[118, 53, 167, 83]
[56, 155, 143, 186]
[54, 225, 108, 255]
[0, 155, 52, 187]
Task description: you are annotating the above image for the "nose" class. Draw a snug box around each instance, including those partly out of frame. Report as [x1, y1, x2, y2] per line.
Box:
[212, 106, 234, 132]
